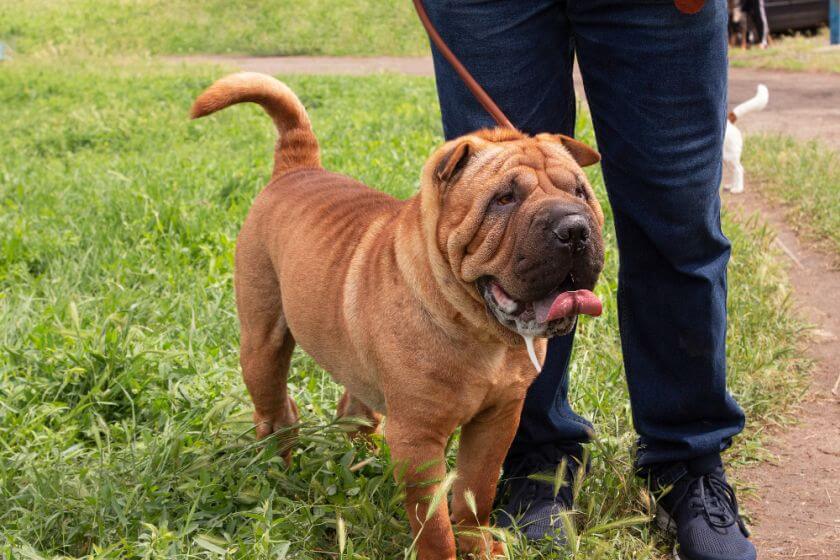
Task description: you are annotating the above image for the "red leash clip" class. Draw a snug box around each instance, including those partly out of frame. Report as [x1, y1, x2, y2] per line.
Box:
[675, 0, 705, 14]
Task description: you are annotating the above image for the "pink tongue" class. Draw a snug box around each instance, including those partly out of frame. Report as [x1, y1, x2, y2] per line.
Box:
[534, 290, 603, 324]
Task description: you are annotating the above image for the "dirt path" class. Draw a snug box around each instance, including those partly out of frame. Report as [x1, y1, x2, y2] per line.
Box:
[169, 55, 840, 147]
[727, 68, 840, 150]
[724, 189, 840, 559]
[172, 54, 840, 555]
[724, 71, 840, 559]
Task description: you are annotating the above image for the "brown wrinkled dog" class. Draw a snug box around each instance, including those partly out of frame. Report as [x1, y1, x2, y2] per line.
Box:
[191, 72, 605, 559]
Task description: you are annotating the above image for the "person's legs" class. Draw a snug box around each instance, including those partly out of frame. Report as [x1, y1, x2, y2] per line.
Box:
[426, 0, 575, 138]
[571, 4, 755, 558]
[569, 0, 745, 470]
[425, 0, 593, 460]
[750, 0, 770, 47]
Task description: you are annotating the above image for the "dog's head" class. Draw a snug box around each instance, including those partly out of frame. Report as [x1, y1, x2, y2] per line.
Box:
[421, 128, 605, 341]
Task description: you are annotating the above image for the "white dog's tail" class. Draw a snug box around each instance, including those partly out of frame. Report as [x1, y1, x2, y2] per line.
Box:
[728, 84, 769, 123]
[191, 72, 321, 178]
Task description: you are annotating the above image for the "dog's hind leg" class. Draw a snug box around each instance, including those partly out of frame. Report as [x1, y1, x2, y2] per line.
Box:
[722, 158, 734, 191]
[337, 390, 382, 438]
[730, 161, 745, 194]
[235, 234, 299, 460]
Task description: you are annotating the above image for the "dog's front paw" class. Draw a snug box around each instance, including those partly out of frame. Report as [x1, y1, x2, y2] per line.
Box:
[458, 531, 505, 559]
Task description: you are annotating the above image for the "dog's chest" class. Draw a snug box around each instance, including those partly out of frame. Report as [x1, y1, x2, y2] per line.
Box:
[460, 356, 536, 417]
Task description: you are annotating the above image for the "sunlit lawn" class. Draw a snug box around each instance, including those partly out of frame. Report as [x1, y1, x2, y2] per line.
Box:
[729, 28, 840, 74]
[744, 134, 840, 256]
[0, 0, 427, 57]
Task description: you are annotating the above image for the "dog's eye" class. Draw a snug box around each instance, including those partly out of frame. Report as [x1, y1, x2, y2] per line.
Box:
[574, 185, 588, 200]
[495, 193, 516, 206]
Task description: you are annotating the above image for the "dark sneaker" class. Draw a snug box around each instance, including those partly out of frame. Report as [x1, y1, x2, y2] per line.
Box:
[646, 459, 756, 560]
[494, 444, 585, 543]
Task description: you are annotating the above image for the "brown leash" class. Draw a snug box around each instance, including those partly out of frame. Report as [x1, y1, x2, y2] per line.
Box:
[412, 0, 515, 129]
[412, 0, 706, 130]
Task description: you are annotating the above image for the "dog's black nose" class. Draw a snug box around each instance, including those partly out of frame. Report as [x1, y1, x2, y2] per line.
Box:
[552, 213, 590, 251]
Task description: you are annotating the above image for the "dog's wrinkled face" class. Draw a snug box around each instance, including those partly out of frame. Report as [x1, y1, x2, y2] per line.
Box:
[429, 129, 605, 340]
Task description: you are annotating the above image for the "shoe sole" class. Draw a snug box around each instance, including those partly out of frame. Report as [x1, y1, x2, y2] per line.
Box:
[655, 506, 684, 560]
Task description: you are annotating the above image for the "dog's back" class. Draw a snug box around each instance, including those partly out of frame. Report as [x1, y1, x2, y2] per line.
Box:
[192, 73, 407, 409]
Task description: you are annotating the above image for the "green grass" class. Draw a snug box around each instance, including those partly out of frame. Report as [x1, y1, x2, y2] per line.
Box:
[743, 134, 840, 257]
[729, 28, 840, 74]
[6, 1, 840, 73]
[0, 57, 808, 559]
[0, 0, 428, 57]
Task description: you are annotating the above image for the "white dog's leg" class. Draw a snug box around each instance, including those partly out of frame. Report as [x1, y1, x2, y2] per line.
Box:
[722, 158, 734, 191]
[730, 161, 744, 194]
[722, 121, 744, 194]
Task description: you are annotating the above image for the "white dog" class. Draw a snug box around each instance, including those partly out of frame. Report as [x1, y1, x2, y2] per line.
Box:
[723, 84, 769, 194]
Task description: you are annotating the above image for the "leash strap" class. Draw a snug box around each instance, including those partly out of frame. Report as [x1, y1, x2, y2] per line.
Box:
[412, 0, 515, 129]
[412, 0, 706, 129]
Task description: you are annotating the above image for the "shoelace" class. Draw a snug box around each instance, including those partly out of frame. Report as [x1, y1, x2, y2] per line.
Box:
[668, 470, 749, 536]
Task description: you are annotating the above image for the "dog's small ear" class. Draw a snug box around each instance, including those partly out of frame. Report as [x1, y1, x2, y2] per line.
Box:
[435, 140, 473, 188]
[553, 134, 601, 167]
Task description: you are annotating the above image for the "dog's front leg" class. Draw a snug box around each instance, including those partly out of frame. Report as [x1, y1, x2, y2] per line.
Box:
[451, 401, 523, 558]
[385, 418, 456, 560]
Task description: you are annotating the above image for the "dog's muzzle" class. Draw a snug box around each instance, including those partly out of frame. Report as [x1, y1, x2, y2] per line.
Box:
[477, 274, 602, 339]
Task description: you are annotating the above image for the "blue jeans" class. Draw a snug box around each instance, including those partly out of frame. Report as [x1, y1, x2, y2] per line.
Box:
[425, 0, 745, 467]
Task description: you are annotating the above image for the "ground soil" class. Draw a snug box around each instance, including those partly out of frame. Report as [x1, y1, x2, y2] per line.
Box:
[724, 69, 840, 559]
[726, 68, 840, 149]
[171, 55, 840, 556]
[724, 190, 840, 559]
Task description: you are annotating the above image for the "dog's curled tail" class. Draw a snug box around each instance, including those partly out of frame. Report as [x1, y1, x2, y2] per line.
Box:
[728, 84, 769, 123]
[191, 72, 320, 177]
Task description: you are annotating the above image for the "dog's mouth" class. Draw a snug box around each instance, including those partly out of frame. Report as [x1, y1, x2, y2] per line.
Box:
[477, 274, 602, 340]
